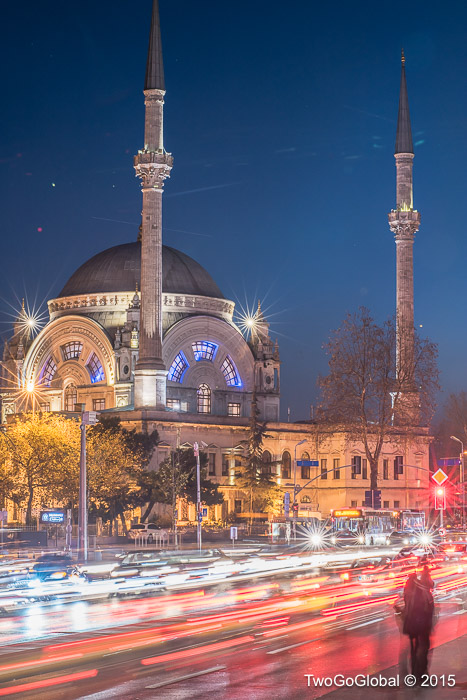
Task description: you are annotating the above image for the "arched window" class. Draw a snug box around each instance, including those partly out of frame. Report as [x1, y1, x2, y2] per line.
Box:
[301, 494, 311, 503]
[301, 451, 311, 480]
[64, 384, 77, 412]
[86, 353, 105, 383]
[221, 356, 242, 387]
[192, 341, 217, 362]
[282, 450, 291, 479]
[197, 384, 211, 414]
[40, 356, 57, 386]
[168, 352, 189, 383]
[262, 449, 272, 475]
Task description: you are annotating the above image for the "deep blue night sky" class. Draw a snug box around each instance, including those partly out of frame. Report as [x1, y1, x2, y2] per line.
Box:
[1, 1, 466, 421]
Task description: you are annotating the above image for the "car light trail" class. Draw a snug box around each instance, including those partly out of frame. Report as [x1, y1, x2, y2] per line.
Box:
[0, 669, 98, 696]
[141, 635, 255, 666]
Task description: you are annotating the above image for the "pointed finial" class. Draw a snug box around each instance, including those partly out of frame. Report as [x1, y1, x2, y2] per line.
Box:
[21, 299, 25, 312]
[401, 48, 405, 66]
[395, 50, 413, 154]
[257, 299, 261, 311]
[145, 0, 165, 91]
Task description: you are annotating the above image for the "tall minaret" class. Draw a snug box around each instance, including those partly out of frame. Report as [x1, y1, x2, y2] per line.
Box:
[388, 51, 420, 391]
[133, 0, 173, 410]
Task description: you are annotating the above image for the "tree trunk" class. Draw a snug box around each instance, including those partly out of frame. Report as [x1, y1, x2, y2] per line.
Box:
[26, 488, 34, 525]
[370, 458, 378, 491]
[118, 511, 128, 535]
[141, 500, 155, 523]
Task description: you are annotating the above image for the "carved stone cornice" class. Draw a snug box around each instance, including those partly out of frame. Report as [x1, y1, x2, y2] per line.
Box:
[388, 209, 421, 241]
[134, 151, 173, 190]
[49, 293, 235, 322]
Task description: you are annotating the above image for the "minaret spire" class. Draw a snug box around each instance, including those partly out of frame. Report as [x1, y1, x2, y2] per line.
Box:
[395, 49, 413, 156]
[388, 52, 421, 405]
[145, 0, 165, 91]
[133, 0, 173, 410]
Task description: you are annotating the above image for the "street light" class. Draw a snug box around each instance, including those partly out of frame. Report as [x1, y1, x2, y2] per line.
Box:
[193, 441, 208, 551]
[450, 435, 465, 528]
[293, 439, 306, 539]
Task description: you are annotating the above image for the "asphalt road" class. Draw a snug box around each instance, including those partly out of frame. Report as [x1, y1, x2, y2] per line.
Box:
[0, 586, 465, 699]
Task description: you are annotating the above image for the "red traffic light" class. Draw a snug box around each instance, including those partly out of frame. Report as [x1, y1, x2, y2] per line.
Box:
[434, 486, 446, 510]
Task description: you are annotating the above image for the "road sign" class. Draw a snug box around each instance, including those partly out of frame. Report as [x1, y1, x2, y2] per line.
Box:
[297, 460, 319, 467]
[0, 511, 7, 523]
[40, 510, 65, 524]
[284, 492, 290, 505]
[432, 468, 448, 486]
[197, 512, 203, 522]
[202, 507, 208, 517]
[230, 526, 238, 541]
[82, 411, 98, 425]
[437, 458, 461, 468]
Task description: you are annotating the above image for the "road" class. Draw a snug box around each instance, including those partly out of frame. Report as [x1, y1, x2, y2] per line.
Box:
[0, 558, 465, 699]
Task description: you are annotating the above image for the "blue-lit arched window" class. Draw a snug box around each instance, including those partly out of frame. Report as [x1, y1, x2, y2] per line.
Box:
[168, 352, 189, 383]
[40, 356, 57, 386]
[221, 356, 242, 387]
[192, 341, 218, 362]
[87, 353, 105, 383]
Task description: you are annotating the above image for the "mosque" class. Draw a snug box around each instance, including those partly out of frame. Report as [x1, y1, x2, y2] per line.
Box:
[0, 1, 430, 521]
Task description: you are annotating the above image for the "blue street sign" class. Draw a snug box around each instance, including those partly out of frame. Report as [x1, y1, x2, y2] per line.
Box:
[297, 460, 319, 467]
[438, 458, 461, 467]
[284, 492, 290, 505]
[198, 513, 203, 522]
[202, 508, 208, 517]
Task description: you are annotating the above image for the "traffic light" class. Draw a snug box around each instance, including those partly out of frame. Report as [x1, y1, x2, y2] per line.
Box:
[292, 503, 299, 514]
[434, 487, 446, 510]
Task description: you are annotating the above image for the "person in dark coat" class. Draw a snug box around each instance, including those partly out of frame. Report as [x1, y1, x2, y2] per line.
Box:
[403, 570, 434, 680]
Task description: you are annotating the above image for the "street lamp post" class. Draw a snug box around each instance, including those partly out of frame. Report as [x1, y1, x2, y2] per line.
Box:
[193, 441, 207, 551]
[78, 409, 98, 563]
[293, 439, 306, 539]
[450, 435, 465, 528]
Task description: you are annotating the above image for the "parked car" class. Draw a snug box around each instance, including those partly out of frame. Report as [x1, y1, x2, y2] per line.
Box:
[330, 530, 365, 546]
[127, 523, 168, 543]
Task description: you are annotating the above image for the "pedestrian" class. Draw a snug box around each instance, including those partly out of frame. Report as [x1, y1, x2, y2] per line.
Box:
[402, 570, 434, 682]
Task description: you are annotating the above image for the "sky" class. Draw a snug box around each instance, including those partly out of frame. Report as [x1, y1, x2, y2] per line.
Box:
[1, 0, 467, 422]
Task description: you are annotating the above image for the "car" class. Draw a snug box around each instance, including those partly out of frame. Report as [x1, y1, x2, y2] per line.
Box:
[330, 530, 365, 546]
[127, 523, 169, 543]
[386, 530, 418, 546]
[438, 541, 467, 559]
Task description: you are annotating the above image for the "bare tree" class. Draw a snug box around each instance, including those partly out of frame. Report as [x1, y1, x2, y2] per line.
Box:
[318, 307, 439, 489]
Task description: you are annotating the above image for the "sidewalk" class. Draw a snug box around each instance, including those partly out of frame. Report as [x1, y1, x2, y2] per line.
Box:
[326, 633, 467, 699]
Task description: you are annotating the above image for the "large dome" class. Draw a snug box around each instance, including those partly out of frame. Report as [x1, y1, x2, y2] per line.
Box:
[59, 242, 224, 299]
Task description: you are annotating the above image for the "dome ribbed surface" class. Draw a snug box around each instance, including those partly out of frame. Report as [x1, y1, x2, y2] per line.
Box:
[58, 242, 224, 299]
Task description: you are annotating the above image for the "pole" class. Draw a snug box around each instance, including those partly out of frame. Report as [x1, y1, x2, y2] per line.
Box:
[462, 450, 465, 529]
[293, 445, 298, 540]
[78, 420, 87, 562]
[194, 442, 201, 551]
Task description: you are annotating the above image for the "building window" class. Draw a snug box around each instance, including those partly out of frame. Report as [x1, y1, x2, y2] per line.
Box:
[92, 398, 105, 411]
[351, 500, 357, 508]
[39, 403, 50, 412]
[394, 456, 403, 480]
[282, 451, 291, 479]
[61, 342, 83, 361]
[40, 356, 57, 386]
[301, 452, 310, 480]
[383, 459, 389, 480]
[262, 450, 272, 475]
[192, 341, 217, 362]
[234, 499, 242, 513]
[208, 453, 216, 476]
[362, 459, 368, 480]
[221, 356, 242, 387]
[301, 494, 311, 503]
[383, 500, 390, 509]
[394, 500, 400, 508]
[351, 456, 361, 479]
[333, 458, 340, 479]
[228, 402, 241, 417]
[167, 352, 189, 383]
[167, 399, 188, 412]
[87, 353, 105, 384]
[64, 384, 77, 412]
[320, 458, 327, 480]
[222, 455, 229, 476]
[197, 384, 211, 414]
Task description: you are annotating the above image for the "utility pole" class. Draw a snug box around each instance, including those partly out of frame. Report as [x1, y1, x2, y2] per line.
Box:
[78, 409, 98, 562]
[194, 442, 202, 551]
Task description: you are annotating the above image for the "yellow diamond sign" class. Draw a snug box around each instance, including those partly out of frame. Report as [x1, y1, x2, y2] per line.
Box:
[432, 468, 448, 486]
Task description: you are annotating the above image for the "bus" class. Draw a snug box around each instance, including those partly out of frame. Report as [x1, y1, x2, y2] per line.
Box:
[330, 508, 425, 546]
